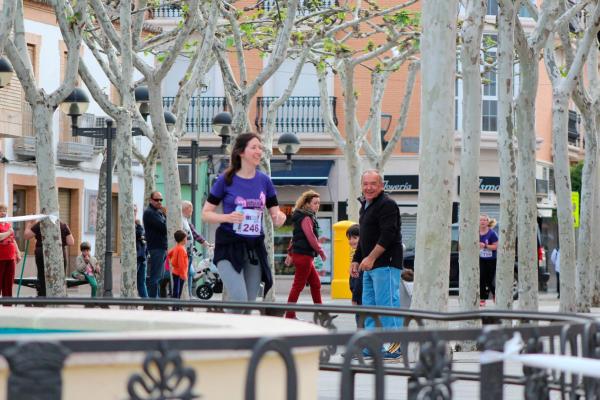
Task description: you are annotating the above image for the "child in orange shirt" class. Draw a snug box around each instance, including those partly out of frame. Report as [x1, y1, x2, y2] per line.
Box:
[168, 230, 188, 300]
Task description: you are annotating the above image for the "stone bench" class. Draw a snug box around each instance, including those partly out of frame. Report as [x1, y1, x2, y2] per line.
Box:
[14, 277, 90, 290]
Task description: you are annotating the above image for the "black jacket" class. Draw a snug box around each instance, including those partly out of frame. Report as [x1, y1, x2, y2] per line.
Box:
[291, 210, 319, 257]
[352, 191, 403, 269]
[143, 205, 167, 250]
[135, 221, 147, 260]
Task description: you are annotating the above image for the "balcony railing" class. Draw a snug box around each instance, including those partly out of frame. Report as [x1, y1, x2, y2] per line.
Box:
[152, 3, 183, 18]
[162, 96, 227, 134]
[255, 96, 337, 134]
[261, 0, 338, 13]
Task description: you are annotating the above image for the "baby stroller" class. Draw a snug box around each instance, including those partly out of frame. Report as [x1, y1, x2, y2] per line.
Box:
[192, 247, 223, 300]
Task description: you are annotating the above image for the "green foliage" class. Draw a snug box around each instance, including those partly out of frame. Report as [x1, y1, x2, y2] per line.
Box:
[571, 161, 583, 193]
[291, 31, 304, 45]
[181, 2, 189, 17]
[67, 11, 82, 26]
[240, 23, 255, 35]
[366, 40, 375, 52]
[383, 10, 420, 28]
[183, 40, 199, 51]
[559, 65, 567, 78]
[156, 52, 168, 63]
[225, 37, 235, 48]
[483, 35, 497, 48]
[316, 60, 327, 73]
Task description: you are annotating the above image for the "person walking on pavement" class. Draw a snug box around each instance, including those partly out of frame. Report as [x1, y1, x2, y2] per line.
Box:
[134, 204, 148, 298]
[551, 246, 560, 299]
[24, 219, 74, 297]
[479, 214, 498, 307]
[350, 169, 403, 361]
[181, 201, 212, 297]
[202, 133, 287, 307]
[143, 191, 168, 298]
[284, 190, 325, 319]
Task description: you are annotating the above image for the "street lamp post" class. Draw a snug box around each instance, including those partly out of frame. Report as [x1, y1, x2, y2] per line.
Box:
[61, 87, 150, 297]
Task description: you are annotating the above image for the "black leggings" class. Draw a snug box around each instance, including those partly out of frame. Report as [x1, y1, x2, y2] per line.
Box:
[480, 258, 497, 300]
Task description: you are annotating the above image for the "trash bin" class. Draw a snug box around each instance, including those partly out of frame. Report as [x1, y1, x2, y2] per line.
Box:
[331, 220, 356, 299]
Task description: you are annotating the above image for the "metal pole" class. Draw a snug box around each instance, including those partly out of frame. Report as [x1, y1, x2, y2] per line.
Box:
[191, 140, 198, 225]
[104, 120, 113, 297]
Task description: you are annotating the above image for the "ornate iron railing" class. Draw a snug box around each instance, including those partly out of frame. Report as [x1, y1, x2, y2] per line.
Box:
[1, 298, 599, 400]
[260, 0, 338, 13]
[255, 96, 338, 134]
[162, 96, 228, 134]
[152, 3, 183, 18]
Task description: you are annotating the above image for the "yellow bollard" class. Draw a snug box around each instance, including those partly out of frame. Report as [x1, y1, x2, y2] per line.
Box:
[331, 220, 357, 299]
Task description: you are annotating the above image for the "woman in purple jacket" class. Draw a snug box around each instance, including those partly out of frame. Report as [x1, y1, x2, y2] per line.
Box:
[202, 133, 286, 305]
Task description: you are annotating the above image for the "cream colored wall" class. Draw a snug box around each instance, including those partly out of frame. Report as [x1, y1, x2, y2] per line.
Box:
[55, 351, 319, 400]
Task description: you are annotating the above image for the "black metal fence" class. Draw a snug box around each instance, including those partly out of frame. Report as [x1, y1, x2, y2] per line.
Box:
[162, 96, 228, 134]
[1, 298, 599, 400]
[152, 3, 183, 18]
[255, 96, 338, 134]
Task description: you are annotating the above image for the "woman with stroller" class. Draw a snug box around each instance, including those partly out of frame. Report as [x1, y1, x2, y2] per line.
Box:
[201, 133, 286, 306]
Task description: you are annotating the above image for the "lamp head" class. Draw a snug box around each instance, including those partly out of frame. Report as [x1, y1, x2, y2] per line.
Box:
[163, 110, 176, 130]
[60, 87, 90, 116]
[277, 132, 301, 156]
[134, 86, 150, 120]
[0, 57, 14, 88]
[212, 112, 233, 139]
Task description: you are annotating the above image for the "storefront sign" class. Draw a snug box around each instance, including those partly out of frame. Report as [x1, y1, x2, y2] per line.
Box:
[383, 175, 419, 193]
[457, 176, 501, 194]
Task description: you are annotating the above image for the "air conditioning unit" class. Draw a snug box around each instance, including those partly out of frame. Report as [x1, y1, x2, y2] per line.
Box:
[179, 164, 191, 184]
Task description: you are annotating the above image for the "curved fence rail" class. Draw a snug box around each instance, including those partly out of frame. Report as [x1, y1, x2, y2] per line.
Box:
[0, 298, 599, 400]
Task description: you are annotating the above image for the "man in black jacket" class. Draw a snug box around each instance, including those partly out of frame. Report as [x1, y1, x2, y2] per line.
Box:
[143, 191, 167, 298]
[350, 170, 403, 359]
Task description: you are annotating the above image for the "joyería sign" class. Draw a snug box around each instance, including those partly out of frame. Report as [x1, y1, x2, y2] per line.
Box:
[383, 175, 419, 193]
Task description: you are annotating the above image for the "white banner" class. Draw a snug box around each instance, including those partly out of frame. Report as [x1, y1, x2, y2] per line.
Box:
[0, 213, 59, 224]
[481, 332, 600, 379]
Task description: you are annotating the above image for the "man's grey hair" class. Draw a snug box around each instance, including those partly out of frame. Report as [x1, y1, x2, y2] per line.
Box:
[361, 169, 384, 184]
[182, 200, 193, 209]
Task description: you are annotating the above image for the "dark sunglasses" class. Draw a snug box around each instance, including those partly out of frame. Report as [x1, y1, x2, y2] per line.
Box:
[152, 198, 163, 202]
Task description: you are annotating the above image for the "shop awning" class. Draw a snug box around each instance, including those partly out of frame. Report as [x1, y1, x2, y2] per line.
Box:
[271, 160, 334, 186]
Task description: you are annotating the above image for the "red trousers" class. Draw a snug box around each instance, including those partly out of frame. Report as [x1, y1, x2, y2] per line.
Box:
[0, 259, 15, 297]
[286, 253, 322, 319]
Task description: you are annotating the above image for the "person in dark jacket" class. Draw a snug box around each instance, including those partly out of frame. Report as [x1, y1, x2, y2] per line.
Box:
[284, 190, 326, 319]
[143, 191, 168, 298]
[134, 204, 148, 298]
[350, 169, 403, 360]
[24, 219, 74, 297]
